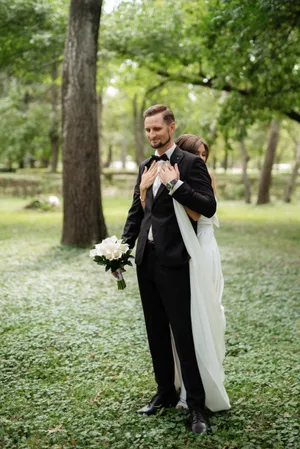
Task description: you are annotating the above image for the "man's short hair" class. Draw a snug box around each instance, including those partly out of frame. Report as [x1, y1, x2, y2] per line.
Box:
[143, 104, 175, 124]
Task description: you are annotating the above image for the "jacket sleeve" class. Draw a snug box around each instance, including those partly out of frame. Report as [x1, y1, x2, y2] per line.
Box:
[172, 157, 216, 218]
[121, 165, 145, 249]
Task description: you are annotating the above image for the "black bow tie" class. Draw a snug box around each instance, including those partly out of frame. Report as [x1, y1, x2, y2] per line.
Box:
[150, 153, 169, 163]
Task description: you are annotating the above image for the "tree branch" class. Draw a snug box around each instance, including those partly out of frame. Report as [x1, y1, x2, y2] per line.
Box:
[285, 110, 300, 123]
[155, 68, 300, 124]
[156, 68, 250, 96]
[145, 79, 168, 96]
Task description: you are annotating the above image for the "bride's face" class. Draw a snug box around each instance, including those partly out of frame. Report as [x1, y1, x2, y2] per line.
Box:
[198, 143, 208, 163]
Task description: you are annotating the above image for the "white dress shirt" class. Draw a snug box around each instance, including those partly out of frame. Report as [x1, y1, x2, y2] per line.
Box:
[148, 144, 183, 241]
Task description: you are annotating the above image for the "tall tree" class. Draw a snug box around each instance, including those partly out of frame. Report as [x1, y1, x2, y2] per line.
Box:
[257, 119, 281, 204]
[284, 140, 300, 203]
[132, 93, 146, 164]
[62, 0, 107, 247]
[50, 63, 60, 173]
[240, 138, 251, 204]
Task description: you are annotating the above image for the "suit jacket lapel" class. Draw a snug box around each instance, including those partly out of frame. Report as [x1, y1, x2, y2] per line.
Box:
[146, 183, 154, 206]
[170, 146, 184, 167]
[153, 146, 184, 204]
[153, 181, 165, 203]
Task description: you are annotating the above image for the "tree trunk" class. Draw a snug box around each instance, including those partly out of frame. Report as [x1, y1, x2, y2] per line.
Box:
[275, 145, 284, 172]
[223, 147, 229, 172]
[133, 95, 145, 164]
[257, 152, 263, 171]
[103, 145, 112, 168]
[121, 125, 127, 169]
[212, 155, 217, 171]
[41, 158, 49, 168]
[50, 64, 60, 173]
[240, 138, 251, 203]
[107, 145, 113, 167]
[257, 119, 280, 205]
[97, 92, 104, 171]
[284, 140, 300, 203]
[61, 0, 107, 247]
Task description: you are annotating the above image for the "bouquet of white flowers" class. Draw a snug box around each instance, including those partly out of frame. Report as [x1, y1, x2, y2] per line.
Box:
[89, 236, 134, 290]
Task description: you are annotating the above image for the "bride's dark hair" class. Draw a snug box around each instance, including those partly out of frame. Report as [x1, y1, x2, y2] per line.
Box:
[175, 134, 209, 161]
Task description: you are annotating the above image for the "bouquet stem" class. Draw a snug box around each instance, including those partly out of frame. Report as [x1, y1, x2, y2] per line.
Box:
[117, 278, 126, 290]
[116, 269, 126, 290]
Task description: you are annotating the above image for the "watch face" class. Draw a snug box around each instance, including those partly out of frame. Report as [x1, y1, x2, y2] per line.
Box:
[166, 179, 177, 190]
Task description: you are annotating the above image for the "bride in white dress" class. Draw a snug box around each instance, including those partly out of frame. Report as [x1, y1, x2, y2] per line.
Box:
[172, 134, 230, 412]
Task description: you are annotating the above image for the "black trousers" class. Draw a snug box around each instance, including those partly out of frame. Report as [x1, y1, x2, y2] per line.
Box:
[136, 241, 205, 411]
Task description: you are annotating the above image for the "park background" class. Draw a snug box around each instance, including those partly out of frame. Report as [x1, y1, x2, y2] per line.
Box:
[0, 1, 299, 448]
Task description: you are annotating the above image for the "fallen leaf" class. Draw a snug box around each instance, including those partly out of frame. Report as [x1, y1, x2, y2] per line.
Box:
[48, 424, 63, 434]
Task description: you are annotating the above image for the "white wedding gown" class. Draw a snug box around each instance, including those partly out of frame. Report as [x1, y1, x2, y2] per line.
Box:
[172, 200, 230, 412]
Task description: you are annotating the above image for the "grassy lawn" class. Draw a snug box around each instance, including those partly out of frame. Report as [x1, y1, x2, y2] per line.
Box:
[0, 197, 299, 449]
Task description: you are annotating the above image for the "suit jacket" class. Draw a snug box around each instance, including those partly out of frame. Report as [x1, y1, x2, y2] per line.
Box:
[122, 146, 216, 267]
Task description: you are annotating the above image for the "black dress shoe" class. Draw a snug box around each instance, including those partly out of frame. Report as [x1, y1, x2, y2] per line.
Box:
[189, 409, 208, 434]
[137, 392, 179, 416]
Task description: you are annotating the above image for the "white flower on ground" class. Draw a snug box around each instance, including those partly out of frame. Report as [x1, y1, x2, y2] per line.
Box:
[48, 195, 60, 207]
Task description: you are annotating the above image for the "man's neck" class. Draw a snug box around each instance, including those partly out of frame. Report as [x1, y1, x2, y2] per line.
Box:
[156, 141, 174, 156]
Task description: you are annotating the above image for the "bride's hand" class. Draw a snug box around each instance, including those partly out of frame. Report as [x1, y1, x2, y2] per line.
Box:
[140, 161, 157, 190]
[185, 207, 200, 222]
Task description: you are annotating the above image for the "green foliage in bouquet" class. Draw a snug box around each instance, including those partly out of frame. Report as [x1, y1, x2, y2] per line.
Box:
[92, 250, 134, 273]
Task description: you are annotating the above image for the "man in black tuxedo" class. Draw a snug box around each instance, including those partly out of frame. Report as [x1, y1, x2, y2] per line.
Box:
[121, 104, 216, 434]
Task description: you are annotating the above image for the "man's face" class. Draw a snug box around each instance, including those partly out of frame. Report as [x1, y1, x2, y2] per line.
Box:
[144, 113, 175, 152]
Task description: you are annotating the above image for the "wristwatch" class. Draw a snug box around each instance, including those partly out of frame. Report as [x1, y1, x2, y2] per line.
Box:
[165, 178, 178, 191]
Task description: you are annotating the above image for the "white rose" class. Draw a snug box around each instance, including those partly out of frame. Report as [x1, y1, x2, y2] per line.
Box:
[95, 243, 104, 256]
[91, 236, 129, 261]
[106, 242, 118, 259]
[113, 249, 123, 259]
[107, 236, 118, 244]
[119, 243, 129, 253]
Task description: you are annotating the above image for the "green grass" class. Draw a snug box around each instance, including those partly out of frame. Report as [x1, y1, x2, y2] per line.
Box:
[0, 197, 299, 449]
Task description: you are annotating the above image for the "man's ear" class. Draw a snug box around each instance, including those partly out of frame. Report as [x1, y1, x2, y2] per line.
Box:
[170, 121, 176, 134]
